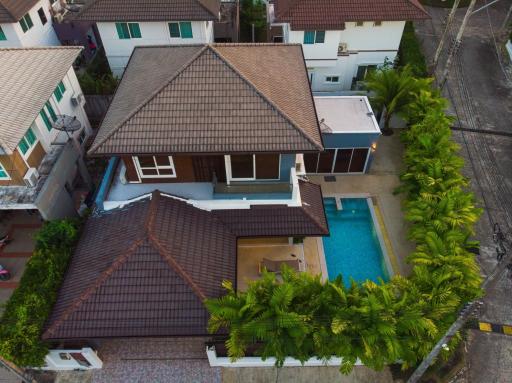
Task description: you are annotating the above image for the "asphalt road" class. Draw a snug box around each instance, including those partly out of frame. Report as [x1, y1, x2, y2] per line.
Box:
[415, 1, 512, 382]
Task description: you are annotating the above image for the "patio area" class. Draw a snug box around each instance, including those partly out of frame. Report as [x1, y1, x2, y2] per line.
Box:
[308, 132, 415, 275]
[237, 236, 326, 291]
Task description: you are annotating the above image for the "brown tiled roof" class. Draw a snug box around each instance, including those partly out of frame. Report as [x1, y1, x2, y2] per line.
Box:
[44, 181, 328, 340]
[0, 0, 38, 23]
[73, 0, 220, 22]
[43, 192, 237, 340]
[0, 47, 82, 154]
[214, 181, 329, 237]
[89, 44, 323, 156]
[273, 0, 430, 30]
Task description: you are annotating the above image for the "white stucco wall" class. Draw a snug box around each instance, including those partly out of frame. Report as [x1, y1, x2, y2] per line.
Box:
[0, 0, 60, 48]
[285, 21, 406, 91]
[25, 67, 91, 162]
[97, 20, 213, 77]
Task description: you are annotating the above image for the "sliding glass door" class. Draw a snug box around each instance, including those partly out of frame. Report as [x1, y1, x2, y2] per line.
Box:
[304, 148, 369, 174]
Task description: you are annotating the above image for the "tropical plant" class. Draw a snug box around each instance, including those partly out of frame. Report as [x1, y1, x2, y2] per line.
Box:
[0, 219, 81, 367]
[365, 66, 431, 135]
[206, 73, 482, 373]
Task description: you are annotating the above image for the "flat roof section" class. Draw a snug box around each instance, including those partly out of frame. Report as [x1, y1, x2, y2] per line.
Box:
[314, 96, 381, 134]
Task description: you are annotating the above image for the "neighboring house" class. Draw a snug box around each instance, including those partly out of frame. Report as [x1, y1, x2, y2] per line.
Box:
[41, 43, 382, 370]
[0, 47, 92, 220]
[70, 0, 221, 76]
[267, 0, 429, 91]
[0, 0, 61, 48]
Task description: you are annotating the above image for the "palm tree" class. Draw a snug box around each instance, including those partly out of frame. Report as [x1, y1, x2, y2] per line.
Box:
[365, 66, 430, 135]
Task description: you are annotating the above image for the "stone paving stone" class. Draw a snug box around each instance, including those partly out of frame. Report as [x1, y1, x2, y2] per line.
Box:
[91, 338, 221, 383]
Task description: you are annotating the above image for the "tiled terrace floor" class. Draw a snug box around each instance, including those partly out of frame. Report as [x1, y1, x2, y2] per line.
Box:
[237, 236, 326, 291]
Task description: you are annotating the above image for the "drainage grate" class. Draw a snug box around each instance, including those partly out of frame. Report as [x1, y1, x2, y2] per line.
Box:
[324, 176, 336, 182]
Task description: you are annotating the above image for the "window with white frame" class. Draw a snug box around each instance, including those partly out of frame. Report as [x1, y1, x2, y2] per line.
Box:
[0, 163, 10, 180]
[19, 12, 34, 33]
[18, 128, 38, 157]
[133, 156, 176, 178]
[325, 75, 340, 83]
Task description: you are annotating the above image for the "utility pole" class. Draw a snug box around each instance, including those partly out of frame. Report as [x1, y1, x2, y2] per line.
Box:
[501, 2, 512, 31]
[439, 0, 477, 90]
[407, 245, 512, 383]
[432, 0, 461, 71]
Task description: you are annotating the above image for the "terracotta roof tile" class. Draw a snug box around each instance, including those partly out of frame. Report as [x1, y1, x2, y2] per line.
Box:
[0, 0, 39, 23]
[73, 0, 220, 22]
[274, 0, 430, 30]
[89, 44, 323, 156]
[43, 180, 328, 339]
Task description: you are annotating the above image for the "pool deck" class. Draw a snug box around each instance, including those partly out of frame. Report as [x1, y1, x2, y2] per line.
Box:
[237, 237, 326, 291]
[309, 133, 415, 276]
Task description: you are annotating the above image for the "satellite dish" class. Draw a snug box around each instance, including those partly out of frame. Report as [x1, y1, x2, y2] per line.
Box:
[52, 115, 82, 133]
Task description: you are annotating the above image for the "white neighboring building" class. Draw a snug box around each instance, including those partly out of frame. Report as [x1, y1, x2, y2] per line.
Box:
[268, 0, 429, 91]
[71, 0, 220, 77]
[0, 47, 92, 220]
[0, 0, 61, 47]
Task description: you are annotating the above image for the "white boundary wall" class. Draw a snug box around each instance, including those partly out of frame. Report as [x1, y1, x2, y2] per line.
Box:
[206, 346, 362, 368]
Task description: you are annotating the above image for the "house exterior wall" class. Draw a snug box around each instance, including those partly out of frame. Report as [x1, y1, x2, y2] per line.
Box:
[35, 141, 79, 220]
[0, 0, 60, 48]
[122, 153, 295, 184]
[0, 150, 28, 186]
[282, 21, 405, 91]
[322, 132, 380, 148]
[31, 67, 92, 155]
[97, 20, 213, 77]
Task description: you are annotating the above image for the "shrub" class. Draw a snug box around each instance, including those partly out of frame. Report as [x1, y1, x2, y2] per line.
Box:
[0, 220, 81, 367]
[206, 70, 482, 372]
[398, 22, 428, 78]
[78, 47, 119, 95]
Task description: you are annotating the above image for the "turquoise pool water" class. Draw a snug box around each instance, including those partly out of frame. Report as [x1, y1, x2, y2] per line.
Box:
[323, 198, 390, 286]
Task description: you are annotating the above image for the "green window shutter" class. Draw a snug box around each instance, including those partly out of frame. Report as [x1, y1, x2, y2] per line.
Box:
[169, 23, 180, 38]
[116, 22, 130, 39]
[25, 128, 36, 146]
[25, 14, 33, 29]
[19, 18, 28, 33]
[18, 138, 29, 155]
[58, 81, 66, 94]
[45, 102, 57, 122]
[303, 31, 315, 44]
[180, 22, 193, 38]
[0, 165, 7, 179]
[128, 23, 141, 38]
[54, 87, 63, 102]
[40, 110, 52, 131]
[0, 26, 6, 41]
[315, 30, 325, 43]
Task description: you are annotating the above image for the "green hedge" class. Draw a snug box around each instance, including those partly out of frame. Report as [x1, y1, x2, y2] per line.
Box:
[398, 22, 428, 78]
[206, 73, 482, 372]
[78, 47, 118, 95]
[0, 220, 81, 367]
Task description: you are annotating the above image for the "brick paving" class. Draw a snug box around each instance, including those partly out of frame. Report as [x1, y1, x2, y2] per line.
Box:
[90, 338, 220, 383]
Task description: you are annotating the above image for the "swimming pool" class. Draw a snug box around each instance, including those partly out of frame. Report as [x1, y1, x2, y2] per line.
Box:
[322, 197, 390, 286]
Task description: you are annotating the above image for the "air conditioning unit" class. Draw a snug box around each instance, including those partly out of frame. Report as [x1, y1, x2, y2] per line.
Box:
[23, 168, 39, 188]
[71, 93, 84, 107]
[338, 43, 348, 55]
